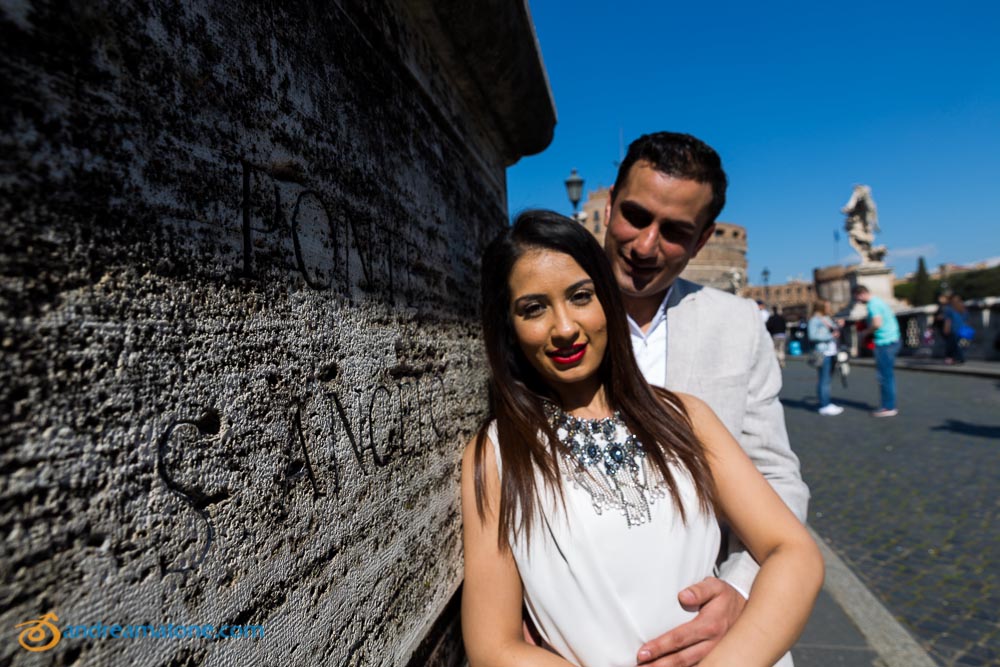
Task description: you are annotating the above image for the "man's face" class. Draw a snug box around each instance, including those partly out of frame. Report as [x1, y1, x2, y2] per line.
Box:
[855, 291, 870, 303]
[603, 161, 715, 301]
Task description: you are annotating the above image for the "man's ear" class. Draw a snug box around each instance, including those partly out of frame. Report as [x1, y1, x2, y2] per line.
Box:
[603, 187, 614, 230]
[691, 222, 716, 257]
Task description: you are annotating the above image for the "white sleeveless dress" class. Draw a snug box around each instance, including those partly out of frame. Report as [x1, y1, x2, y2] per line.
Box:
[487, 421, 721, 667]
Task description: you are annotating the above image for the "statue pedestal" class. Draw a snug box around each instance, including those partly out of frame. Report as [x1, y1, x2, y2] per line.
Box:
[846, 264, 898, 319]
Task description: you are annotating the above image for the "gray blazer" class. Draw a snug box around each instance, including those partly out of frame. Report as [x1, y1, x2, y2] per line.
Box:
[660, 279, 810, 593]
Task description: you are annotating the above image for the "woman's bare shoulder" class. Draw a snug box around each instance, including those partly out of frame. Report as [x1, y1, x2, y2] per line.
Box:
[655, 389, 710, 418]
[658, 391, 731, 449]
[463, 423, 497, 469]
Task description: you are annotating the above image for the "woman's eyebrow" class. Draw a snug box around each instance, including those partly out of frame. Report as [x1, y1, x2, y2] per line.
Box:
[512, 293, 547, 307]
[512, 279, 593, 307]
[564, 279, 594, 294]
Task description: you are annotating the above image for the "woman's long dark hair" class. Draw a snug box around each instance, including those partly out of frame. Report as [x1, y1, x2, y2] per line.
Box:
[475, 209, 717, 548]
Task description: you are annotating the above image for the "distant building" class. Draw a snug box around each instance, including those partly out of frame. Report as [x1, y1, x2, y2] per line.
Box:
[743, 280, 816, 321]
[813, 265, 853, 314]
[576, 188, 748, 293]
[682, 222, 747, 292]
[579, 187, 610, 246]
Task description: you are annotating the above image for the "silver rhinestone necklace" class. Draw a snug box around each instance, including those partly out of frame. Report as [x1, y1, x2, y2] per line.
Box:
[546, 404, 666, 528]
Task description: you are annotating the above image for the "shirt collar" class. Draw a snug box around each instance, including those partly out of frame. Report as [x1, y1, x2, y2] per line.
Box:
[626, 284, 674, 339]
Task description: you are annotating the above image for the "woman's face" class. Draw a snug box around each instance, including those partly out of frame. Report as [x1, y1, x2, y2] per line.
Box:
[507, 249, 608, 393]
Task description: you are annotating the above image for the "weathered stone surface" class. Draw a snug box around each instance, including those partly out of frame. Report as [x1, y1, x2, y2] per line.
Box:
[0, 1, 554, 665]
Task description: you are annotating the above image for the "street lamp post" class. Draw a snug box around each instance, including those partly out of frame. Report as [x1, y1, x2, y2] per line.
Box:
[762, 267, 771, 303]
[564, 168, 584, 219]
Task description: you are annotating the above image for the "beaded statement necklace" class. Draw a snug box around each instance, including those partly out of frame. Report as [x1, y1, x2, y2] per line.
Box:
[545, 404, 667, 528]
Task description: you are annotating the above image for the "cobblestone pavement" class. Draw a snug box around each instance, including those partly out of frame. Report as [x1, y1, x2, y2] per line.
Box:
[781, 362, 1000, 667]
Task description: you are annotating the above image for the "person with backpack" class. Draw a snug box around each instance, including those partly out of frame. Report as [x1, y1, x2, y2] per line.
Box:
[943, 294, 972, 365]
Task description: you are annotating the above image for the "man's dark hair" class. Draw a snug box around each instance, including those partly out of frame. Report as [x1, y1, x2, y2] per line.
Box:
[611, 131, 728, 225]
[852, 285, 870, 295]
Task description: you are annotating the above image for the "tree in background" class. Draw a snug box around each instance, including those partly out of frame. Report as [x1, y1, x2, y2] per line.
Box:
[950, 265, 1000, 299]
[896, 264, 1000, 303]
[912, 257, 934, 305]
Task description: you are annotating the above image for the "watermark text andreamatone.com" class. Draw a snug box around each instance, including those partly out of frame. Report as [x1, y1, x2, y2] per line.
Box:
[15, 613, 265, 652]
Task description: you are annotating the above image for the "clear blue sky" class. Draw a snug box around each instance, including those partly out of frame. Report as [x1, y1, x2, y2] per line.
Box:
[507, 0, 1000, 285]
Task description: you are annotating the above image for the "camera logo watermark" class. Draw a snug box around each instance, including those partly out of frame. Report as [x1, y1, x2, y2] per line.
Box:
[15, 613, 62, 652]
[14, 612, 264, 651]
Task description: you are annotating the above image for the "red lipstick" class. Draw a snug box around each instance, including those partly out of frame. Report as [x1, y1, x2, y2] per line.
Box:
[548, 343, 587, 365]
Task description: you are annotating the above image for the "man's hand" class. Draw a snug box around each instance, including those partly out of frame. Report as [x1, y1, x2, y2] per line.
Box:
[636, 577, 746, 666]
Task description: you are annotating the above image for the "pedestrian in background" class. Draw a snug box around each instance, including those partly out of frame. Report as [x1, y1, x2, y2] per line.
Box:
[853, 285, 901, 417]
[807, 300, 842, 416]
[766, 306, 788, 368]
[757, 300, 771, 324]
[943, 294, 969, 365]
[931, 291, 951, 343]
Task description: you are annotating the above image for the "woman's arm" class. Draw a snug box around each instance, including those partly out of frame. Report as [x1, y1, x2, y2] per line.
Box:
[460, 436, 574, 667]
[806, 317, 831, 342]
[680, 395, 824, 667]
[824, 317, 841, 338]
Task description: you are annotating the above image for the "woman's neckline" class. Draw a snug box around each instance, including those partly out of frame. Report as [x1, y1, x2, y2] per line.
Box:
[544, 400, 617, 423]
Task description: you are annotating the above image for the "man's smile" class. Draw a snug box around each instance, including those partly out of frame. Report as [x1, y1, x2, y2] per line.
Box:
[622, 256, 664, 282]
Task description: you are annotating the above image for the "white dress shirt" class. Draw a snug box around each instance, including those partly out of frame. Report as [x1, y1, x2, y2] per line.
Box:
[626, 284, 755, 598]
[627, 286, 673, 389]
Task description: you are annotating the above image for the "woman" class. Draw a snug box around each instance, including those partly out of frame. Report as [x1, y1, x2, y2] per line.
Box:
[461, 211, 822, 667]
[807, 300, 843, 416]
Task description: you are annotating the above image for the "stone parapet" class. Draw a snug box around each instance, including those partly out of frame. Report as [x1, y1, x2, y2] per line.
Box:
[0, 1, 554, 664]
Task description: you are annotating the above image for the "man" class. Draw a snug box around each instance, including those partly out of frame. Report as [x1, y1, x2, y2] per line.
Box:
[766, 306, 789, 368]
[853, 285, 901, 416]
[603, 132, 809, 666]
[757, 299, 771, 323]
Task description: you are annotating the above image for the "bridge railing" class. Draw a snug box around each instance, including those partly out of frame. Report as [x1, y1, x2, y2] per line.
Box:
[843, 297, 1000, 361]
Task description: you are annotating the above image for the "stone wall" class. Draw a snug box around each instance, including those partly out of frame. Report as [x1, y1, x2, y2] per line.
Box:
[0, 1, 553, 665]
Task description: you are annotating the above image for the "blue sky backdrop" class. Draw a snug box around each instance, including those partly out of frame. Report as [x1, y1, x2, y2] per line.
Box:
[506, 0, 1000, 285]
